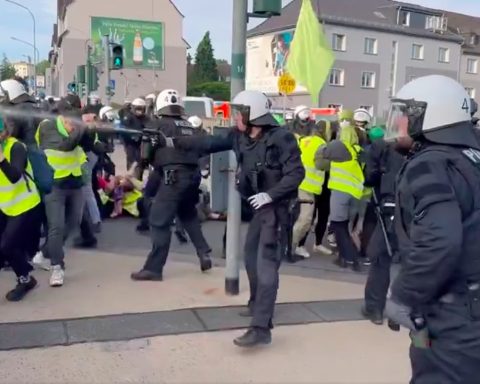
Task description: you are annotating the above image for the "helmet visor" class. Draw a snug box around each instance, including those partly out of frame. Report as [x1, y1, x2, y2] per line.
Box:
[230, 103, 250, 128]
[385, 99, 427, 141]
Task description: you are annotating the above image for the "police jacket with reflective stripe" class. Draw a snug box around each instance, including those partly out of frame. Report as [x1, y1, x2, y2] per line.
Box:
[392, 144, 480, 308]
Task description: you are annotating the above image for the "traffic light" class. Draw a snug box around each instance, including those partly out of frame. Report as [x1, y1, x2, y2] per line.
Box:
[88, 65, 99, 92]
[67, 82, 77, 93]
[111, 44, 124, 70]
[76, 65, 86, 84]
[253, 0, 282, 16]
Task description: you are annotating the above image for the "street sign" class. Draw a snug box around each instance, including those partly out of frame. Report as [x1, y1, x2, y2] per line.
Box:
[109, 79, 116, 90]
[278, 73, 296, 95]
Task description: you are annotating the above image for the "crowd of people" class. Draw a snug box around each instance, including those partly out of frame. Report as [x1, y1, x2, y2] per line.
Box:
[1, 73, 480, 380]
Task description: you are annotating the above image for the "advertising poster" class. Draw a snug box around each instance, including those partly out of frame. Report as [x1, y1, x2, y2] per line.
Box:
[91, 17, 164, 69]
[246, 30, 305, 94]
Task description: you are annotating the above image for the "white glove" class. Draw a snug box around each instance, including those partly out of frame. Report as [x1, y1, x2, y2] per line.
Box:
[248, 193, 273, 210]
[385, 298, 416, 331]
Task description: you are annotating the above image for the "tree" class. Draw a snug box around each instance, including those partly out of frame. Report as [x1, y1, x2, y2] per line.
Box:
[0, 54, 16, 80]
[36, 60, 50, 76]
[187, 81, 230, 101]
[193, 32, 218, 84]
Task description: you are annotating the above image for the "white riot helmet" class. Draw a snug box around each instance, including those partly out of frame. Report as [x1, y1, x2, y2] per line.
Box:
[0, 79, 31, 104]
[386, 75, 477, 147]
[156, 89, 184, 116]
[131, 98, 146, 107]
[188, 115, 203, 129]
[231, 90, 278, 127]
[99, 106, 116, 122]
[294, 105, 310, 121]
[353, 108, 372, 125]
[145, 93, 156, 101]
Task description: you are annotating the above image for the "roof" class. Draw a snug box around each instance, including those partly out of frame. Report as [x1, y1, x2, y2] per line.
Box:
[248, 0, 462, 43]
[444, 11, 480, 55]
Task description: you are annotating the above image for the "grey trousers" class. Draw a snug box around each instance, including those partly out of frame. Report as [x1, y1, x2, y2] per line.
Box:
[44, 187, 85, 268]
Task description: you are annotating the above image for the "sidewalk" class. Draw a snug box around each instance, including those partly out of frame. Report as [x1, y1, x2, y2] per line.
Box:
[0, 250, 411, 383]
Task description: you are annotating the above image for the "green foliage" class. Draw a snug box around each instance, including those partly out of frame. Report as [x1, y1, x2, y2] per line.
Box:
[187, 81, 230, 101]
[35, 60, 50, 76]
[193, 32, 218, 83]
[0, 54, 16, 80]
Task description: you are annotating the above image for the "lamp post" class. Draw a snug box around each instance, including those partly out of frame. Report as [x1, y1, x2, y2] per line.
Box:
[6, 0, 37, 96]
[11, 36, 39, 92]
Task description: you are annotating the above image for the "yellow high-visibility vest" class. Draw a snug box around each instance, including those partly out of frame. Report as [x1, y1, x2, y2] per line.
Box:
[123, 189, 142, 217]
[35, 117, 86, 180]
[298, 135, 326, 195]
[0, 137, 41, 216]
[328, 143, 364, 200]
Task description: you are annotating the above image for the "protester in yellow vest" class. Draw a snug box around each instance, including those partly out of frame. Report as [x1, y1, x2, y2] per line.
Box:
[0, 116, 42, 301]
[33, 101, 89, 287]
[315, 109, 364, 271]
[291, 115, 328, 259]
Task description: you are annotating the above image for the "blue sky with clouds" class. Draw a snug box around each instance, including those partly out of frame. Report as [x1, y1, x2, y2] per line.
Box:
[1, 0, 480, 63]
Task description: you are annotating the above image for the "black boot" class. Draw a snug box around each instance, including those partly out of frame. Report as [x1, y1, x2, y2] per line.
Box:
[6, 276, 38, 302]
[73, 236, 98, 249]
[130, 269, 163, 281]
[199, 254, 212, 272]
[136, 222, 149, 233]
[233, 327, 272, 348]
[333, 258, 348, 269]
[361, 305, 384, 325]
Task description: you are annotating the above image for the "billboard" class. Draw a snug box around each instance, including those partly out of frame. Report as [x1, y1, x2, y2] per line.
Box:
[91, 17, 164, 69]
[246, 30, 305, 94]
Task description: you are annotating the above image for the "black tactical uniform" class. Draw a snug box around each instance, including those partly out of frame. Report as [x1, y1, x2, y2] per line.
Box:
[131, 115, 212, 281]
[392, 137, 480, 383]
[174, 121, 304, 345]
[363, 139, 405, 323]
[122, 113, 150, 179]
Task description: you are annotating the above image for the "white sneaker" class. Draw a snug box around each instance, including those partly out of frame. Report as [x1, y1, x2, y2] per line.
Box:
[313, 244, 333, 255]
[32, 252, 51, 271]
[50, 265, 64, 287]
[295, 246, 311, 259]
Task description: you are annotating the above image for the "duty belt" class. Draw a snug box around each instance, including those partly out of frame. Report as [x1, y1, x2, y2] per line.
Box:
[439, 283, 480, 304]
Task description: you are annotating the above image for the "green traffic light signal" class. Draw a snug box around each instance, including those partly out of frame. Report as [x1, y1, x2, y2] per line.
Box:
[111, 44, 123, 70]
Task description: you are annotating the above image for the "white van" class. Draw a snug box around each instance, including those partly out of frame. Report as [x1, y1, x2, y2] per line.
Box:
[183, 96, 215, 118]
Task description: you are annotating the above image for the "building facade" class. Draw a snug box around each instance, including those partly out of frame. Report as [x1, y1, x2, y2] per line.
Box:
[247, 0, 466, 119]
[13, 61, 34, 79]
[49, 0, 188, 104]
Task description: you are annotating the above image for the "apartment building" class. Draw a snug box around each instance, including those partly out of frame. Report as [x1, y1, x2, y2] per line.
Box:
[247, 0, 464, 118]
[13, 61, 34, 79]
[48, 0, 189, 103]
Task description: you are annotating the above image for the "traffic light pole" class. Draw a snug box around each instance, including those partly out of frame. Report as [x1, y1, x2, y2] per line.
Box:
[86, 45, 92, 101]
[103, 34, 111, 105]
[225, 0, 248, 296]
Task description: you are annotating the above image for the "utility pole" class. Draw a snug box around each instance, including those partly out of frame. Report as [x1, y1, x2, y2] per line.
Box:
[86, 45, 92, 100]
[225, 0, 248, 296]
[103, 34, 111, 104]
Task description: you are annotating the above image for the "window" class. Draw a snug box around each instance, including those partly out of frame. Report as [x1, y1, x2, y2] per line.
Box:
[466, 88, 476, 99]
[467, 58, 478, 74]
[364, 38, 378, 55]
[438, 47, 450, 63]
[329, 69, 345, 86]
[361, 71, 376, 88]
[359, 105, 374, 116]
[332, 34, 346, 51]
[470, 34, 478, 45]
[400, 11, 410, 26]
[412, 44, 424, 60]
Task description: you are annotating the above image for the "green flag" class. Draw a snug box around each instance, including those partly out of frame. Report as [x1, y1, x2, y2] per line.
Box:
[286, 0, 335, 105]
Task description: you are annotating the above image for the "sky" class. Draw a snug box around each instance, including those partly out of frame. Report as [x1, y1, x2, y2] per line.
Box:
[1, 0, 480, 63]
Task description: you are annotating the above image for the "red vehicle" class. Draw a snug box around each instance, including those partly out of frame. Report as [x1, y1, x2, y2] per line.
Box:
[213, 101, 231, 119]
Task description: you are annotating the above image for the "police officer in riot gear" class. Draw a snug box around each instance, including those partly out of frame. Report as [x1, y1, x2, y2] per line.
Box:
[290, 105, 315, 136]
[169, 90, 305, 347]
[362, 126, 405, 325]
[131, 89, 212, 281]
[384, 75, 480, 383]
